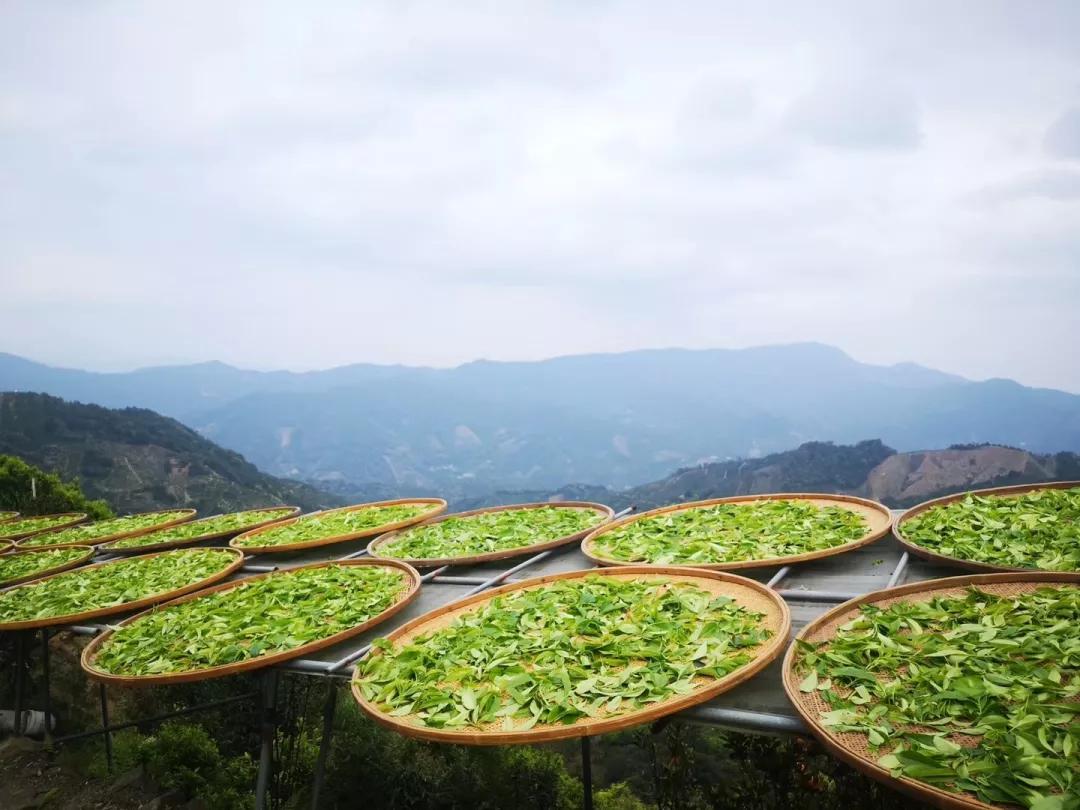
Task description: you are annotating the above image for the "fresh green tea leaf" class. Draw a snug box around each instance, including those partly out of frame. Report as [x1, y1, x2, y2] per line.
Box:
[357, 575, 771, 731]
[794, 585, 1080, 807]
[18, 510, 192, 548]
[92, 563, 408, 676]
[105, 508, 295, 550]
[902, 487, 1080, 571]
[232, 503, 436, 548]
[377, 506, 606, 561]
[0, 546, 92, 587]
[590, 500, 868, 565]
[0, 549, 236, 624]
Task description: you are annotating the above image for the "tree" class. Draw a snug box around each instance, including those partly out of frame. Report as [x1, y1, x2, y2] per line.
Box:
[0, 454, 112, 519]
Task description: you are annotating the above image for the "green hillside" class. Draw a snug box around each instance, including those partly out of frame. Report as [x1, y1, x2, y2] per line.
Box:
[0, 392, 339, 515]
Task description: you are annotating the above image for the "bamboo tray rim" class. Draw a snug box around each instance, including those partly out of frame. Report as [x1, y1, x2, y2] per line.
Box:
[367, 500, 616, 567]
[0, 540, 12, 555]
[782, 571, 1080, 810]
[16, 508, 198, 549]
[81, 558, 422, 686]
[99, 506, 302, 555]
[229, 498, 448, 555]
[893, 480, 1080, 573]
[0, 547, 245, 631]
[0, 511, 21, 524]
[0, 544, 96, 588]
[353, 564, 791, 745]
[0, 512, 89, 541]
[581, 493, 893, 570]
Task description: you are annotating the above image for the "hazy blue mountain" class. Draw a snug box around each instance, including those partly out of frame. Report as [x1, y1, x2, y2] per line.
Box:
[2, 344, 1079, 496]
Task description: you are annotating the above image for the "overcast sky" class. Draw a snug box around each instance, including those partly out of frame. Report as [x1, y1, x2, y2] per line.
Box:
[2, 2, 1079, 391]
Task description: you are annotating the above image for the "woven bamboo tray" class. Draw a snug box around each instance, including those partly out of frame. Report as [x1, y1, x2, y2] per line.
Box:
[0, 511, 20, 524]
[581, 493, 892, 570]
[353, 565, 790, 745]
[81, 558, 422, 686]
[230, 498, 448, 555]
[0, 544, 95, 588]
[99, 506, 301, 555]
[0, 513, 89, 542]
[368, 501, 615, 567]
[894, 480, 1080, 573]
[17, 508, 198, 550]
[783, 571, 1080, 810]
[0, 540, 12, 555]
[0, 547, 245, 632]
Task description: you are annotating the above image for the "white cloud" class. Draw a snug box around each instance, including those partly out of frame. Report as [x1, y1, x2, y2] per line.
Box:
[0, 0, 1078, 392]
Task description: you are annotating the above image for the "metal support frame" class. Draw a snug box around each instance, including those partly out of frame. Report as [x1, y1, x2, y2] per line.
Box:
[13, 631, 26, 735]
[581, 735, 594, 810]
[3, 503, 914, 809]
[255, 670, 279, 810]
[54, 692, 257, 743]
[308, 680, 338, 809]
[41, 629, 51, 742]
[99, 683, 113, 772]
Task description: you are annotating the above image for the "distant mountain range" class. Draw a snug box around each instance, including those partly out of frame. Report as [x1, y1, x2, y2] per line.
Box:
[3, 344, 1079, 497]
[1, 393, 1075, 517]
[0, 392, 338, 515]
[460, 439, 1080, 512]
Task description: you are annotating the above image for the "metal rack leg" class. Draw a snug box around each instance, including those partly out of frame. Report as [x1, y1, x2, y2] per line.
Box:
[99, 683, 113, 772]
[309, 680, 338, 809]
[41, 629, 52, 742]
[255, 671, 279, 810]
[13, 632, 26, 736]
[581, 735, 594, 810]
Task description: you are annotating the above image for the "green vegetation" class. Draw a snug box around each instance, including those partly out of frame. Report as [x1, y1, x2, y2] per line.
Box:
[17, 509, 193, 548]
[377, 505, 605, 561]
[901, 487, 1080, 570]
[0, 454, 112, 520]
[795, 586, 1079, 809]
[358, 575, 770, 731]
[232, 503, 434, 548]
[93, 564, 409, 676]
[104, 507, 296, 550]
[0, 510, 17, 521]
[0, 546, 92, 587]
[589, 500, 868, 565]
[0, 513, 86, 540]
[0, 548, 236, 624]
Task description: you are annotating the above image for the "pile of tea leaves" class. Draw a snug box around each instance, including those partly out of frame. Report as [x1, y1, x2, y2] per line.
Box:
[0, 514, 86, 540]
[92, 564, 409, 676]
[795, 586, 1080, 809]
[901, 487, 1080, 571]
[589, 500, 868, 565]
[105, 507, 296, 550]
[0, 546, 93, 587]
[232, 503, 434, 548]
[0, 549, 236, 625]
[376, 506, 605, 561]
[19, 510, 193, 548]
[0, 511, 18, 522]
[357, 575, 771, 731]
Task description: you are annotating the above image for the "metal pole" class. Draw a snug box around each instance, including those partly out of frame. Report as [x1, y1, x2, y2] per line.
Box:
[765, 566, 791, 589]
[309, 681, 338, 810]
[54, 692, 257, 743]
[41, 629, 52, 742]
[99, 683, 113, 772]
[255, 671, 278, 810]
[887, 552, 910, 588]
[581, 735, 594, 810]
[13, 632, 25, 736]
